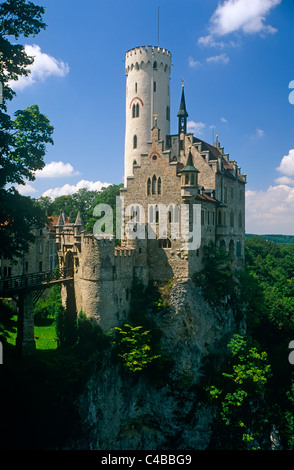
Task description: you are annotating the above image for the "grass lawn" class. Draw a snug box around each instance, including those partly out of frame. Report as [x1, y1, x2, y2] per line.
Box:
[34, 324, 58, 350]
[6, 315, 57, 350]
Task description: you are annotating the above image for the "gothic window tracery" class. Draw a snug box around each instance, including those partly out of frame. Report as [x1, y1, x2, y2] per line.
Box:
[152, 175, 157, 195]
[158, 177, 162, 194]
[147, 178, 151, 195]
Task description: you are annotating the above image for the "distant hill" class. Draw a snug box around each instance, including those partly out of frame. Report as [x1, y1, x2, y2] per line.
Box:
[246, 234, 294, 244]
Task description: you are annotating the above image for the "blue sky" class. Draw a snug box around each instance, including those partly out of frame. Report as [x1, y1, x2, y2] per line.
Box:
[7, 0, 294, 234]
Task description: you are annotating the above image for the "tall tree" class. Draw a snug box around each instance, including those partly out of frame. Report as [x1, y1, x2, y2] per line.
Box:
[0, 0, 54, 259]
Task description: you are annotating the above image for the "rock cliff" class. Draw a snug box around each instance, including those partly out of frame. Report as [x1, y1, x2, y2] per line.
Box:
[71, 278, 245, 450]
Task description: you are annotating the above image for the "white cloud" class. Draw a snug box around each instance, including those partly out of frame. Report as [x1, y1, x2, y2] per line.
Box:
[35, 161, 80, 178]
[256, 128, 265, 137]
[246, 184, 294, 235]
[198, 34, 225, 48]
[276, 149, 294, 177]
[188, 56, 202, 68]
[16, 184, 38, 195]
[275, 176, 294, 186]
[206, 53, 230, 64]
[42, 180, 112, 199]
[221, 117, 228, 123]
[9, 44, 69, 91]
[187, 121, 206, 135]
[210, 0, 281, 37]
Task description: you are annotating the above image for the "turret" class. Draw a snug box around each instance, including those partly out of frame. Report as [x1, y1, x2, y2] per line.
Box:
[124, 46, 172, 185]
[180, 147, 199, 200]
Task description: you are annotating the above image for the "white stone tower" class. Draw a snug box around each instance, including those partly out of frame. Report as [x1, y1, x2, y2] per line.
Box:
[124, 46, 172, 185]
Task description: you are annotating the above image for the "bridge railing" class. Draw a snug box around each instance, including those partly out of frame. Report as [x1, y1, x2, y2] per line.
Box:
[0, 267, 74, 294]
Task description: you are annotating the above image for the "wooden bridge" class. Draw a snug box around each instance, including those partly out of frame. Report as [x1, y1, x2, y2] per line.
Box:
[0, 267, 74, 356]
[0, 267, 74, 299]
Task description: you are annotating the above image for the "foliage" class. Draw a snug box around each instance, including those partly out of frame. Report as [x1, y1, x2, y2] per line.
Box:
[37, 184, 123, 237]
[0, 1, 53, 259]
[38, 188, 99, 222]
[34, 285, 61, 325]
[206, 334, 272, 450]
[108, 324, 161, 374]
[193, 241, 236, 307]
[0, 299, 16, 341]
[76, 310, 110, 358]
[86, 183, 123, 235]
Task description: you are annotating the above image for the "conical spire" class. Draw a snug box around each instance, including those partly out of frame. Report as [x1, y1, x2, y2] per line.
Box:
[180, 147, 199, 173]
[56, 213, 64, 226]
[74, 211, 84, 226]
[178, 84, 188, 135]
[177, 84, 189, 118]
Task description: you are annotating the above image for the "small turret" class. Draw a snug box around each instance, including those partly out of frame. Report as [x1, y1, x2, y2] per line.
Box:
[179, 147, 199, 199]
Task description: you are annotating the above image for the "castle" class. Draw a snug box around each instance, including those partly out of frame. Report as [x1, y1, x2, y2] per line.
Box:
[56, 46, 246, 331]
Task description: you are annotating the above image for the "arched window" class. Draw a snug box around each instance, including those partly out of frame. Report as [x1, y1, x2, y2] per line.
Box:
[230, 210, 234, 228]
[152, 175, 157, 195]
[135, 82, 137, 93]
[153, 61, 157, 69]
[218, 210, 222, 225]
[236, 240, 241, 257]
[158, 238, 171, 248]
[155, 206, 159, 223]
[158, 177, 161, 195]
[238, 211, 242, 228]
[191, 174, 194, 185]
[136, 205, 140, 222]
[132, 103, 140, 118]
[229, 240, 234, 260]
[147, 178, 151, 195]
[185, 174, 189, 185]
[224, 186, 227, 203]
[149, 205, 154, 223]
[133, 135, 137, 149]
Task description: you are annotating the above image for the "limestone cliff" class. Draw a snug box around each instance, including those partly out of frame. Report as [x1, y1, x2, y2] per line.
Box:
[71, 278, 245, 450]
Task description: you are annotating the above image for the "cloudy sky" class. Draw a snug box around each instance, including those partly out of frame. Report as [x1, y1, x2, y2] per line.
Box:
[7, 0, 294, 234]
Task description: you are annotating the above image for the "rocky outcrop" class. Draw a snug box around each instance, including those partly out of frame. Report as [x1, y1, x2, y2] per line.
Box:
[71, 278, 245, 450]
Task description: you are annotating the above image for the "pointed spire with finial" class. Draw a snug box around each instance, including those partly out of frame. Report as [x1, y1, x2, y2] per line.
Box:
[74, 211, 84, 227]
[177, 83, 189, 135]
[56, 213, 64, 226]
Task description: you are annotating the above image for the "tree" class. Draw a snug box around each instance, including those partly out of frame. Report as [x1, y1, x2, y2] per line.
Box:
[0, 0, 54, 259]
[207, 334, 272, 450]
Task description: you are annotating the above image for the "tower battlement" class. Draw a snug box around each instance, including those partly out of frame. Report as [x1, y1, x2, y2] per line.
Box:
[125, 45, 171, 73]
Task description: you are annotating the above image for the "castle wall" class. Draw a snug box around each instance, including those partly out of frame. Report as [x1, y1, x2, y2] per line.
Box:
[71, 235, 138, 331]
